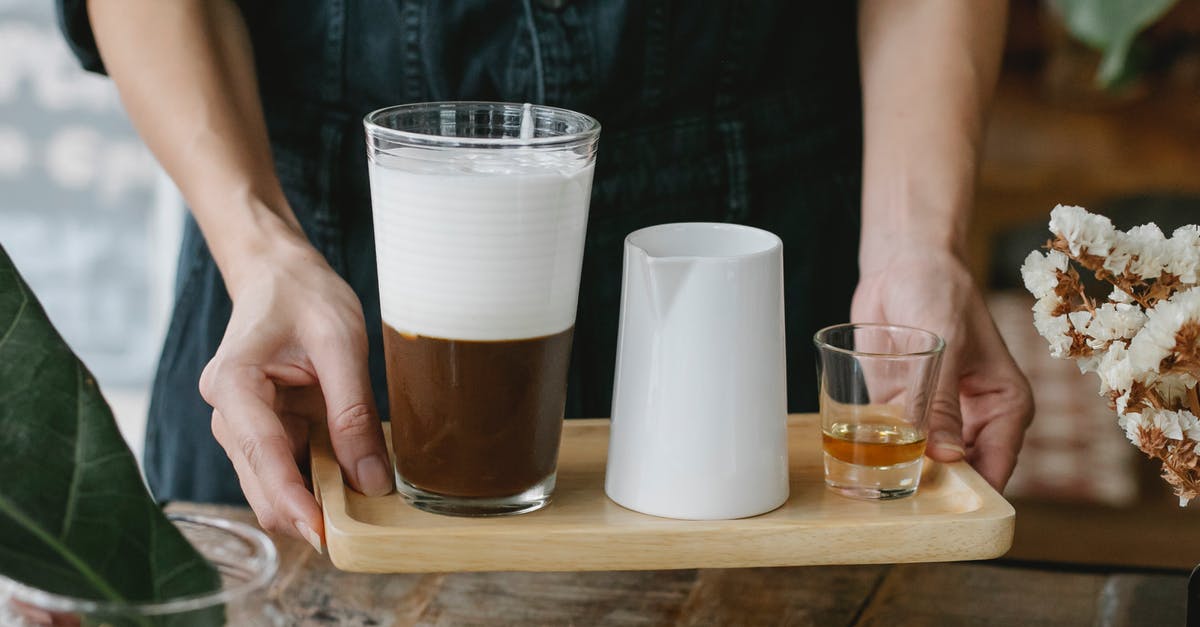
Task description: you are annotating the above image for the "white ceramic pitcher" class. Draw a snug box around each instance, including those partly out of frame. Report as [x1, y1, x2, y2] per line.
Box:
[605, 222, 789, 520]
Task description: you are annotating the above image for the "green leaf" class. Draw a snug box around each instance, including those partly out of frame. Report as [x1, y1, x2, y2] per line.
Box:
[1050, 0, 1179, 88]
[0, 245, 223, 625]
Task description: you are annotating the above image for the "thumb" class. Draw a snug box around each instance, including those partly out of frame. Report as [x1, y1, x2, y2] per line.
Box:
[310, 332, 394, 497]
[925, 345, 966, 463]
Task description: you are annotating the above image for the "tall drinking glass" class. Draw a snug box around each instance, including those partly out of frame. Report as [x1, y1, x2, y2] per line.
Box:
[814, 323, 945, 499]
[364, 102, 600, 516]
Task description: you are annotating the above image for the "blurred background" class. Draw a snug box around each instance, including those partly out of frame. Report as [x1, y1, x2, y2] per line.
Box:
[0, 0, 1197, 570]
[977, 0, 1200, 570]
[0, 0, 181, 462]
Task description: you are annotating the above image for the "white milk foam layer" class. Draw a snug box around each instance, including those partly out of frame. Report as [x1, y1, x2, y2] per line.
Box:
[370, 150, 593, 341]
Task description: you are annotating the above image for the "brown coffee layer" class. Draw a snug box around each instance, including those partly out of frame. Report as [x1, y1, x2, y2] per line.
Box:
[383, 325, 573, 498]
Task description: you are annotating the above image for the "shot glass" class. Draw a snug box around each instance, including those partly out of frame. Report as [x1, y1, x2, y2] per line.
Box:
[813, 323, 945, 500]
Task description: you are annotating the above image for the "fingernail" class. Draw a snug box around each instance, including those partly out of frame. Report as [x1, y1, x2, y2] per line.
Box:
[295, 520, 323, 555]
[930, 440, 966, 457]
[356, 455, 394, 497]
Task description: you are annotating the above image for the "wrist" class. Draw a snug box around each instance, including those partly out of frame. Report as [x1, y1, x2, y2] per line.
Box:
[858, 230, 967, 277]
[192, 194, 321, 297]
[858, 191, 969, 276]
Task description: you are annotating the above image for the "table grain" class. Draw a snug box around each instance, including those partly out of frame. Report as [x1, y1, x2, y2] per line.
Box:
[169, 504, 1187, 626]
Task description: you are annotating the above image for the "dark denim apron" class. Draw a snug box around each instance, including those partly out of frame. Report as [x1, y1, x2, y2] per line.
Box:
[60, 0, 863, 505]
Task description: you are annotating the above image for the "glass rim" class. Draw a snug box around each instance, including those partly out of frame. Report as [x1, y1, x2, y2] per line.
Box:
[813, 323, 946, 359]
[363, 101, 601, 149]
[1, 513, 278, 616]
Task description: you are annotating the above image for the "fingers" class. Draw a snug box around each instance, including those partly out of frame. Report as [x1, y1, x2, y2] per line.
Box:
[960, 371, 1032, 491]
[964, 355, 1032, 487]
[274, 384, 320, 464]
[208, 378, 324, 551]
[308, 325, 394, 497]
[925, 335, 967, 463]
[960, 315, 1035, 490]
[965, 405, 1025, 490]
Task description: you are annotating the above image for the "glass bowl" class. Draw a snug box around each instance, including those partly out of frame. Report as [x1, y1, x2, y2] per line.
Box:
[0, 513, 282, 626]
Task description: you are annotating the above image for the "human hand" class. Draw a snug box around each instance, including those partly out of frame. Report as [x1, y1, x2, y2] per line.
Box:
[852, 248, 1034, 490]
[199, 239, 392, 550]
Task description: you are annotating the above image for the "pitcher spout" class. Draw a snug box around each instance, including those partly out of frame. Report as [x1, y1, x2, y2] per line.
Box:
[641, 253, 693, 322]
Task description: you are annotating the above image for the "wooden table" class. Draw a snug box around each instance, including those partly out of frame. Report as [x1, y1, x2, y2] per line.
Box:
[169, 504, 1188, 626]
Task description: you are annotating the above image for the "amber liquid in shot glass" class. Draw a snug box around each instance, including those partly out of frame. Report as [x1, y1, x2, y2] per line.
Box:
[821, 417, 927, 468]
[819, 413, 929, 499]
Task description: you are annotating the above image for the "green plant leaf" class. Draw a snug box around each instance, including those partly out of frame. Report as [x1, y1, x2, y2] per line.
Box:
[1050, 0, 1179, 87]
[0, 245, 223, 625]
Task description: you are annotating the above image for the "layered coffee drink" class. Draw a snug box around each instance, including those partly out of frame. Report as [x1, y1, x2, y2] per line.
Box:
[365, 102, 599, 516]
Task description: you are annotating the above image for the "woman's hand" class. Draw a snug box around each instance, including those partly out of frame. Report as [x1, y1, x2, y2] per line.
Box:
[852, 248, 1034, 490]
[855, 0, 1019, 488]
[88, 0, 391, 546]
[199, 238, 392, 550]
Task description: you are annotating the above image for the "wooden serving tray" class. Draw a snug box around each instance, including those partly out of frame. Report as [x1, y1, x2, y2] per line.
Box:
[311, 415, 1014, 573]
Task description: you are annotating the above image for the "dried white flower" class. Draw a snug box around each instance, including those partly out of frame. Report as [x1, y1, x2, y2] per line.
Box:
[1032, 295, 1071, 358]
[1067, 310, 1092, 333]
[1085, 302, 1147, 348]
[1104, 232, 1136, 276]
[1020, 250, 1070, 300]
[1049, 204, 1116, 257]
[1097, 342, 1136, 394]
[1115, 389, 1132, 414]
[1155, 409, 1187, 440]
[1155, 372, 1197, 408]
[1128, 287, 1200, 374]
[1123, 223, 1169, 280]
[1076, 354, 1101, 375]
[1027, 205, 1200, 507]
[1180, 409, 1200, 441]
[1167, 225, 1200, 284]
[1119, 408, 1188, 446]
[1119, 411, 1147, 446]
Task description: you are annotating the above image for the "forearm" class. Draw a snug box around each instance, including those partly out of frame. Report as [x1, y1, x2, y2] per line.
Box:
[88, 0, 311, 294]
[857, 0, 1007, 272]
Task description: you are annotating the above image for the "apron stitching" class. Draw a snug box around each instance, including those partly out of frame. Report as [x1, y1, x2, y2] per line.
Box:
[714, 4, 746, 110]
[539, 13, 564, 104]
[402, 1, 428, 101]
[561, 4, 594, 107]
[322, 0, 346, 103]
[641, 0, 669, 115]
[319, 0, 345, 271]
[720, 119, 750, 221]
[715, 1, 751, 220]
[316, 122, 343, 274]
[521, 0, 547, 103]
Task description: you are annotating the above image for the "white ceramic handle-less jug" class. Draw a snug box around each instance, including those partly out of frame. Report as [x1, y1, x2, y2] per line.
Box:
[605, 223, 789, 520]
